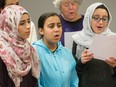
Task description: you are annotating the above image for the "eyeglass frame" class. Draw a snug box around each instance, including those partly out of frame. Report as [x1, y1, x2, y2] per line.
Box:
[92, 16, 109, 23]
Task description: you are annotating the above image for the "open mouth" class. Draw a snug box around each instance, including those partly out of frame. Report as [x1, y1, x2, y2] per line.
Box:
[69, 12, 74, 15]
[96, 26, 103, 30]
[54, 34, 59, 37]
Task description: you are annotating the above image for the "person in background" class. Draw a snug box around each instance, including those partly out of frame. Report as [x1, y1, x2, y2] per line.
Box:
[53, 0, 84, 50]
[0, 0, 38, 44]
[0, 5, 40, 87]
[72, 2, 116, 87]
[32, 12, 78, 87]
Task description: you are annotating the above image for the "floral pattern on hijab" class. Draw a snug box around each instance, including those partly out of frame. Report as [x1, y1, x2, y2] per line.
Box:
[0, 5, 40, 87]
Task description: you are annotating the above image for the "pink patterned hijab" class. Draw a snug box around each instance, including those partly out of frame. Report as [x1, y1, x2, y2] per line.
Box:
[0, 5, 40, 87]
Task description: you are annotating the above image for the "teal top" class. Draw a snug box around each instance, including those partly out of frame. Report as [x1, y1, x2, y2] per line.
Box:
[32, 39, 79, 87]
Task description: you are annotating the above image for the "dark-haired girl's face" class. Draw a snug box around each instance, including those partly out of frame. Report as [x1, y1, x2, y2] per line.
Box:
[91, 8, 109, 34]
[39, 15, 62, 45]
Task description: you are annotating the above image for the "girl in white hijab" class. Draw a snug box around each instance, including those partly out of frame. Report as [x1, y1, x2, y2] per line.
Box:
[0, 5, 40, 87]
[72, 2, 116, 87]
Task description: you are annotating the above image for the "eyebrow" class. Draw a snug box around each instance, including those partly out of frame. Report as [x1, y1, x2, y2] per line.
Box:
[20, 18, 30, 23]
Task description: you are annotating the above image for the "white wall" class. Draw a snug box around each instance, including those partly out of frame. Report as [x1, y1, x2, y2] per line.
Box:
[20, 0, 116, 32]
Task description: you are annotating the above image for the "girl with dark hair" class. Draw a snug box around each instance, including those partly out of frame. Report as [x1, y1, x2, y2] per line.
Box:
[32, 12, 79, 87]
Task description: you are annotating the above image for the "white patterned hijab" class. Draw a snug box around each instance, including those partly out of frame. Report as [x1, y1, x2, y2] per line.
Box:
[0, 5, 40, 87]
[72, 2, 114, 48]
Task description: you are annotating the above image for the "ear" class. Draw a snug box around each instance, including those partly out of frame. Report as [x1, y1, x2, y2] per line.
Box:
[39, 28, 44, 35]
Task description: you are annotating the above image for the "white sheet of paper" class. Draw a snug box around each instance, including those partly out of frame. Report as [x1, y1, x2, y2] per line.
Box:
[89, 34, 116, 61]
[64, 32, 78, 50]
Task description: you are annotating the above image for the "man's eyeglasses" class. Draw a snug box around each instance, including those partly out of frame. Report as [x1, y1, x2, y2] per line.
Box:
[92, 16, 109, 23]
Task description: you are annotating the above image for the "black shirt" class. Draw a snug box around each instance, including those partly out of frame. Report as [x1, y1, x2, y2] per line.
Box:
[0, 58, 38, 87]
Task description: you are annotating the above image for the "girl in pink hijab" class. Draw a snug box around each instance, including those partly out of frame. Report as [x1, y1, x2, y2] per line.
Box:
[0, 5, 40, 87]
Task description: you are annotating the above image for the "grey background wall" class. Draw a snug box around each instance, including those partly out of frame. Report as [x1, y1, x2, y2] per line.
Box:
[20, 0, 116, 33]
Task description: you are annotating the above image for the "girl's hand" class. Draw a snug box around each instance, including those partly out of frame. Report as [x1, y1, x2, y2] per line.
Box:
[105, 57, 116, 67]
[81, 50, 94, 64]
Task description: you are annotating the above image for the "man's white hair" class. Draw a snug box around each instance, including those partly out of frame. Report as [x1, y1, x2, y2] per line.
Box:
[53, 0, 82, 8]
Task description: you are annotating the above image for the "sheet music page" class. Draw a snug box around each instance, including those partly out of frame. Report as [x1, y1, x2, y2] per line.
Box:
[64, 32, 78, 50]
[89, 34, 116, 61]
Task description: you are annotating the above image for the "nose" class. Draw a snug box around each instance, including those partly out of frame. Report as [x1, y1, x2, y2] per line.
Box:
[69, 3, 73, 9]
[54, 27, 59, 31]
[98, 19, 104, 24]
[26, 22, 30, 29]
[54, 26, 60, 32]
